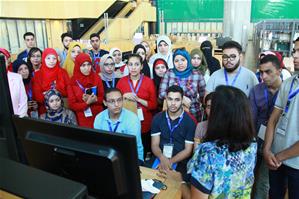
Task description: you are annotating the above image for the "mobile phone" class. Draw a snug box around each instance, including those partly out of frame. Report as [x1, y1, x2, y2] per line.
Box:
[85, 88, 93, 95]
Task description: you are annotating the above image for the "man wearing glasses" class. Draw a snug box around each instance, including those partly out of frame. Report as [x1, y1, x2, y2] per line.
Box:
[205, 40, 258, 96]
[263, 37, 299, 199]
[93, 88, 144, 164]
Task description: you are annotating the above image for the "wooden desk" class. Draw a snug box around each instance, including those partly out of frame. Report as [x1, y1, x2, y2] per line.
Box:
[140, 167, 181, 199]
[0, 190, 22, 199]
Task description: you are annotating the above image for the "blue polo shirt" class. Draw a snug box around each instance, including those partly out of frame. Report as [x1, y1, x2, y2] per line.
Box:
[249, 82, 278, 134]
[93, 108, 144, 161]
[151, 111, 196, 156]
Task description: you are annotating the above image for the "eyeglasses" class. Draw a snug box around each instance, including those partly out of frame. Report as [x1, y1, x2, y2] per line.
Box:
[106, 98, 122, 105]
[292, 48, 299, 57]
[104, 63, 115, 67]
[31, 55, 41, 59]
[222, 54, 237, 61]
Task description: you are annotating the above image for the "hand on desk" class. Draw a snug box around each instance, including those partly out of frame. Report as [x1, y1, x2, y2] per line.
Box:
[157, 169, 182, 182]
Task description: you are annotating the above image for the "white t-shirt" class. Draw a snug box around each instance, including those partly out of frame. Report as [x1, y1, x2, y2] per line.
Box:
[206, 66, 258, 96]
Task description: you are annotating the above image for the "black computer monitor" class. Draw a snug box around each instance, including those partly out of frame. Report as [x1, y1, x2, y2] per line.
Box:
[12, 116, 142, 199]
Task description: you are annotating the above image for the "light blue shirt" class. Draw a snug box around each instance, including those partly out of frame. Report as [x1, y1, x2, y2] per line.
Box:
[93, 108, 144, 161]
[206, 66, 259, 96]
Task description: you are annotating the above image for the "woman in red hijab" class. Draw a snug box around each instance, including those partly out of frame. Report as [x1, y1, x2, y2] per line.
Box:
[68, 53, 104, 128]
[32, 48, 70, 114]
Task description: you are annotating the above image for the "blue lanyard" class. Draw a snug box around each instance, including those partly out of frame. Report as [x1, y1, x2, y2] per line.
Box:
[285, 77, 299, 113]
[165, 111, 184, 143]
[224, 67, 242, 86]
[264, 88, 269, 106]
[105, 76, 115, 88]
[76, 80, 85, 92]
[128, 75, 144, 95]
[107, 121, 120, 133]
[27, 83, 33, 101]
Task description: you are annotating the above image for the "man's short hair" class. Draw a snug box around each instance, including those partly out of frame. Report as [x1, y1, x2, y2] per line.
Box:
[61, 32, 73, 42]
[166, 85, 184, 98]
[90, 33, 100, 40]
[222, 40, 242, 53]
[104, 88, 122, 101]
[23, 32, 35, 40]
[294, 37, 299, 43]
[259, 55, 281, 70]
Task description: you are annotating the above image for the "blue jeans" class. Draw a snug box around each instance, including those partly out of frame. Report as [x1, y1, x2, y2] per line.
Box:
[269, 164, 299, 199]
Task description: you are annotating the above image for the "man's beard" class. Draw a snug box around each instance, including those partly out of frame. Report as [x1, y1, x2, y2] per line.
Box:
[224, 59, 240, 73]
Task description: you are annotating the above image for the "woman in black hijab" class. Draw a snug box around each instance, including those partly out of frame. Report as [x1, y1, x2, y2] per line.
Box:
[200, 40, 221, 75]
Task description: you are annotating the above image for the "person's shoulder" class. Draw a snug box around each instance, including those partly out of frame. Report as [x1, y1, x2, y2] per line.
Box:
[197, 141, 218, 154]
[95, 109, 108, 120]
[152, 111, 165, 122]
[210, 68, 224, 76]
[253, 82, 266, 91]
[241, 66, 256, 75]
[122, 108, 138, 118]
[100, 49, 109, 55]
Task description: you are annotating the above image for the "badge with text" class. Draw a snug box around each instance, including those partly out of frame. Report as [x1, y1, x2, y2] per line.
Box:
[163, 143, 174, 159]
[84, 107, 93, 117]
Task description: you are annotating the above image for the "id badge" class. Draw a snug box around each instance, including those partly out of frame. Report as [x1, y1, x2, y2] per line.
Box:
[163, 143, 174, 159]
[137, 108, 144, 121]
[84, 107, 93, 117]
[276, 115, 288, 136]
[258, 124, 267, 141]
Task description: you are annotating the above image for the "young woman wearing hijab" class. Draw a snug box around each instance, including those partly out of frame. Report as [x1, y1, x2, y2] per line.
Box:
[133, 44, 151, 78]
[159, 49, 206, 121]
[190, 48, 210, 83]
[200, 40, 221, 75]
[27, 47, 42, 72]
[63, 41, 83, 77]
[68, 53, 104, 128]
[141, 40, 152, 62]
[99, 54, 120, 92]
[13, 59, 38, 118]
[32, 48, 70, 115]
[40, 89, 77, 125]
[152, 58, 168, 112]
[116, 54, 157, 157]
[109, 47, 128, 78]
[0, 48, 28, 117]
[149, 35, 174, 76]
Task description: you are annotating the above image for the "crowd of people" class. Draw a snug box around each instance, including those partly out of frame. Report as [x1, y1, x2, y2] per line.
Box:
[1, 30, 299, 199]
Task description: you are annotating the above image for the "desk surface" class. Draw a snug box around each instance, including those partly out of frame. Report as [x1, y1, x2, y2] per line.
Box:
[140, 167, 181, 199]
[0, 190, 22, 199]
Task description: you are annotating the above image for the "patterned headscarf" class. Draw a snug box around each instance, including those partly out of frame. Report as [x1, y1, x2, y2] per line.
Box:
[44, 89, 64, 120]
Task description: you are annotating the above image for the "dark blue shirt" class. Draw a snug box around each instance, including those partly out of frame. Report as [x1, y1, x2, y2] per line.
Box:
[249, 82, 278, 134]
[151, 111, 196, 156]
[17, 50, 29, 62]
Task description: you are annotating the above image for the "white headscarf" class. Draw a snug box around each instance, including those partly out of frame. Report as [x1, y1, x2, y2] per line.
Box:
[109, 47, 126, 68]
[149, 35, 173, 76]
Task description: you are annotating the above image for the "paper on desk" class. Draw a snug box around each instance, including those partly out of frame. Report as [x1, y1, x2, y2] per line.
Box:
[141, 179, 160, 194]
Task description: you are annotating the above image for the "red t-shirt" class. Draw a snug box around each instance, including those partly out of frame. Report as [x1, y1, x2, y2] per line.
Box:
[117, 75, 157, 133]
